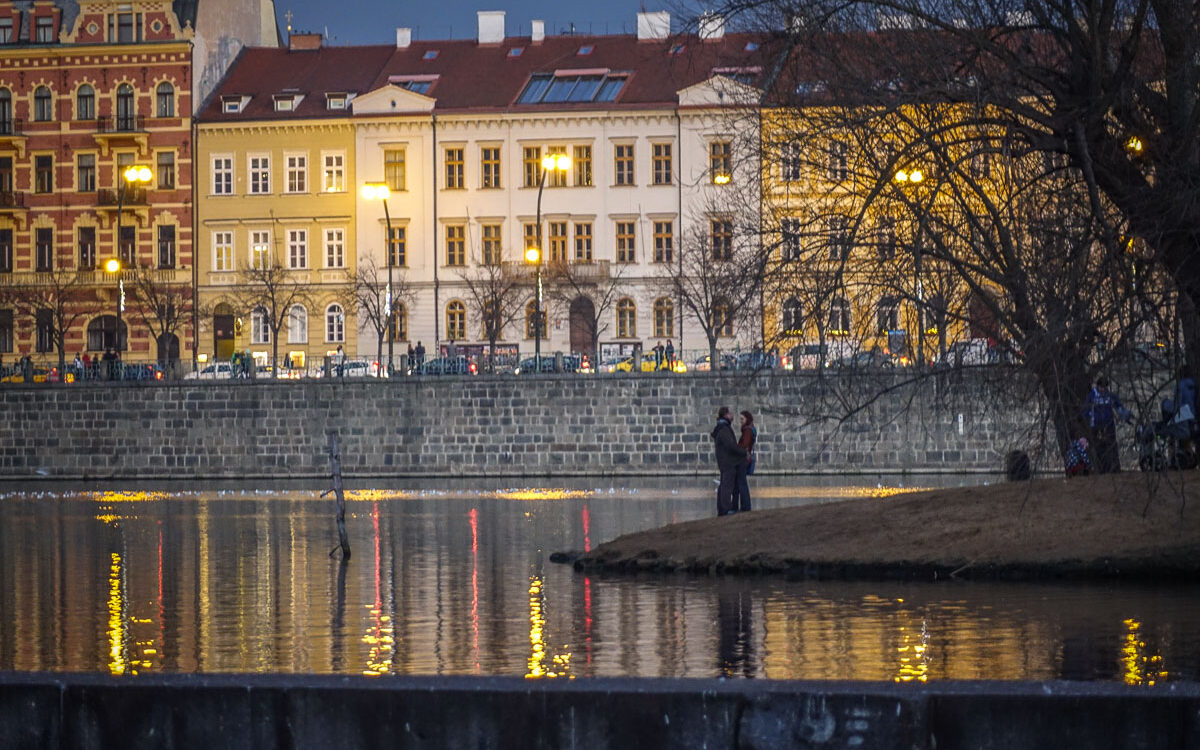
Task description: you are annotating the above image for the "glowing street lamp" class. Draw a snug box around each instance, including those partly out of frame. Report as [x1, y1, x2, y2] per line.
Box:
[894, 165, 927, 367]
[527, 153, 571, 367]
[361, 181, 394, 376]
[112, 164, 151, 352]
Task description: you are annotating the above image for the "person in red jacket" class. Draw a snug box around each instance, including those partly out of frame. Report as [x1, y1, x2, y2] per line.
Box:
[732, 411, 757, 512]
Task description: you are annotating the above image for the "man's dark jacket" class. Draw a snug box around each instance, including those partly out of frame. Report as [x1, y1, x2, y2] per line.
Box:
[711, 418, 748, 471]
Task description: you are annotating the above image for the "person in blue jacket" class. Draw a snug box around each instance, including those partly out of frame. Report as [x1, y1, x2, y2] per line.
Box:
[1086, 376, 1131, 473]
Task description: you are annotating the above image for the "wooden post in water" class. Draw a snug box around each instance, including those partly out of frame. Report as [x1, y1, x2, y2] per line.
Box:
[323, 430, 352, 560]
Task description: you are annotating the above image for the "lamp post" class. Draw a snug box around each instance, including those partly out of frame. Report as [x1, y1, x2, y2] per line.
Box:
[525, 153, 571, 367]
[894, 167, 925, 368]
[362, 182, 394, 376]
[111, 164, 152, 352]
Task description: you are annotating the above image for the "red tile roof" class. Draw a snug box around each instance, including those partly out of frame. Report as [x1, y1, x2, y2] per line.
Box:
[199, 31, 785, 121]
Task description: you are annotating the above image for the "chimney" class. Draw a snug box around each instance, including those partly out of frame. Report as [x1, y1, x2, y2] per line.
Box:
[477, 10, 505, 45]
[531, 19, 545, 43]
[699, 12, 725, 40]
[396, 27, 411, 48]
[637, 11, 670, 40]
[289, 32, 322, 50]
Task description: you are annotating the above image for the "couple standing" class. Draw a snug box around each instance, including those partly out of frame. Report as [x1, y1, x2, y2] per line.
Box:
[711, 406, 757, 516]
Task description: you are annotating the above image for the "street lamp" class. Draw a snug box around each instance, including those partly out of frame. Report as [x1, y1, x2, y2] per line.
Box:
[894, 166, 926, 367]
[111, 164, 152, 352]
[362, 182, 394, 376]
[526, 153, 571, 367]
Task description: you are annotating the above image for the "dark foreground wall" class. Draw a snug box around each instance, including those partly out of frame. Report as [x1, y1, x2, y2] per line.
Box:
[1, 673, 1196, 750]
[0, 372, 1056, 480]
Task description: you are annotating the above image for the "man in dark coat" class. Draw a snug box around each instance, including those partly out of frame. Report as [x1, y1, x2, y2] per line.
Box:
[711, 405, 748, 516]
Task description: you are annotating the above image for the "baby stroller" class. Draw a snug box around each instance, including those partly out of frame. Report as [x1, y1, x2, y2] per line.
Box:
[1136, 397, 1198, 471]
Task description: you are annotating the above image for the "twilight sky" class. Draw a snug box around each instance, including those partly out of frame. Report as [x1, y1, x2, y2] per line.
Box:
[275, 0, 684, 46]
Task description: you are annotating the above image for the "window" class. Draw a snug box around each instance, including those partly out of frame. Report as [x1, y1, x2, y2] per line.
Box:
[251, 307, 270, 344]
[614, 144, 634, 186]
[326, 304, 345, 343]
[77, 154, 96, 192]
[516, 72, 627, 104]
[524, 299, 542, 338]
[829, 296, 851, 333]
[212, 155, 233, 195]
[444, 147, 464, 189]
[782, 140, 803, 181]
[827, 215, 851, 261]
[156, 82, 174, 117]
[482, 224, 502, 265]
[156, 151, 175, 189]
[0, 18, 12, 44]
[710, 141, 732, 184]
[384, 149, 406, 191]
[112, 11, 135, 42]
[616, 298, 636, 338]
[878, 296, 900, 332]
[34, 86, 53, 121]
[713, 301, 733, 337]
[388, 225, 406, 267]
[158, 225, 175, 268]
[273, 96, 295, 112]
[827, 140, 848, 181]
[76, 85, 95, 120]
[325, 229, 344, 268]
[711, 219, 733, 260]
[480, 147, 501, 189]
[118, 225, 134, 265]
[652, 143, 672, 185]
[36, 309, 53, 353]
[548, 221, 567, 263]
[326, 94, 347, 110]
[546, 147, 568, 187]
[0, 89, 10, 134]
[782, 217, 804, 260]
[115, 84, 134, 129]
[653, 298, 674, 338]
[523, 146, 541, 187]
[35, 155, 53, 193]
[391, 303, 407, 342]
[653, 221, 673, 263]
[322, 152, 344, 192]
[445, 300, 466, 340]
[573, 145, 592, 187]
[782, 297, 802, 334]
[0, 310, 10, 354]
[615, 221, 635, 263]
[574, 222, 593, 262]
[287, 305, 307, 343]
[78, 227, 96, 269]
[36, 227, 53, 271]
[876, 218, 897, 260]
[250, 230, 270, 269]
[285, 153, 307, 193]
[287, 229, 307, 269]
[0, 228, 12, 272]
[523, 223, 538, 255]
[249, 154, 270, 194]
[445, 225, 465, 266]
[0, 156, 9, 192]
[213, 231, 233, 272]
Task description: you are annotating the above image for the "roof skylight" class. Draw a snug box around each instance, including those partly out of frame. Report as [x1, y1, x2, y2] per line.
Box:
[516, 71, 628, 104]
[423, 50, 439, 60]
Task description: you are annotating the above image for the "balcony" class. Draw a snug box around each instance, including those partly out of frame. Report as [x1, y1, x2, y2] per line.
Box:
[92, 115, 148, 157]
[0, 118, 27, 157]
[547, 259, 611, 283]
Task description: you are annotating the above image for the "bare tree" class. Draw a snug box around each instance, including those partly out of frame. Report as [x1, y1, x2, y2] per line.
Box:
[0, 268, 103, 377]
[543, 259, 629, 363]
[454, 253, 529, 373]
[124, 264, 196, 376]
[236, 259, 315, 378]
[347, 255, 413, 375]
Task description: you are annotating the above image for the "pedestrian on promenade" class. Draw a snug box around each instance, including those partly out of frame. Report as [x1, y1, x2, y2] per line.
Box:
[711, 405, 748, 516]
[665, 339, 675, 370]
[654, 341, 664, 370]
[1086, 376, 1131, 473]
[414, 341, 425, 367]
[336, 344, 346, 378]
[731, 410, 757, 512]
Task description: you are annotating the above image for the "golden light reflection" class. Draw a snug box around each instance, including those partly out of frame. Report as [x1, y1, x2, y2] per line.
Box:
[343, 489, 416, 502]
[526, 576, 572, 679]
[753, 485, 932, 500]
[361, 606, 395, 677]
[894, 620, 930, 683]
[1122, 618, 1168, 686]
[106, 552, 126, 675]
[497, 488, 593, 502]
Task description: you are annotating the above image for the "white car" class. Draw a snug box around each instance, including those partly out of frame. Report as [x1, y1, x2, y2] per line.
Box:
[184, 362, 233, 380]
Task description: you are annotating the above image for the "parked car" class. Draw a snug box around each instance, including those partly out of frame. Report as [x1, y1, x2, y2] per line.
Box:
[787, 343, 830, 370]
[119, 363, 165, 381]
[937, 339, 989, 368]
[1, 367, 50, 384]
[731, 352, 779, 371]
[185, 362, 234, 380]
[691, 354, 733, 373]
[412, 356, 477, 376]
[514, 355, 582, 374]
[829, 350, 897, 370]
[323, 360, 377, 378]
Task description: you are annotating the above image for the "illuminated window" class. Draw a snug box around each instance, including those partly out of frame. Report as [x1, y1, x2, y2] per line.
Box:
[384, 149, 406, 190]
[391, 303, 407, 342]
[547, 146, 568, 187]
[710, 141, 731, 184]
[213, 231, 233, 272]
[573, 145, 592, 186]
[250, 230, 270, 270]
[323, 152, 344, 192]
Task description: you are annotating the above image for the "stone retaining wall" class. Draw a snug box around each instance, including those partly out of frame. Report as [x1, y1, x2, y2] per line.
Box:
[0, 372, 1057, 480]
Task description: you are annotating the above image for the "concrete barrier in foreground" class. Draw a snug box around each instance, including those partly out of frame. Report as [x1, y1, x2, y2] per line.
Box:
[1, 673, 1196, 749]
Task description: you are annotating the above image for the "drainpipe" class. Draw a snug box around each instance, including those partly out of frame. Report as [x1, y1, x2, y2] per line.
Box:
[432, 113, 440, 344]
[675, 108, 683, 359]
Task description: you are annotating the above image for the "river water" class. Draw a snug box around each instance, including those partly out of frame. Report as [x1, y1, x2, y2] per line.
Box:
[1, 475, 1197, 684]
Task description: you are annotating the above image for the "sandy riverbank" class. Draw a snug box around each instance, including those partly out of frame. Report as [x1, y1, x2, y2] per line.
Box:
[560, 472, 1200, 580]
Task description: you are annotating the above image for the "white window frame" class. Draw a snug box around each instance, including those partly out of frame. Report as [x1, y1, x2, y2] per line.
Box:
[322, 151, 345, 192]
[325, 304, 345, 343]
[324, 228, 345, 268]
[287, 304, 308, 344]
[212, 154, 233, 195]
[284, 152, 307, 194]
[287, 228, 307, 269]
[251, 307, 271, 344]
[250, 230, 271, 270]
[248, 153, 271, 194]
[213, 230, 233, 271]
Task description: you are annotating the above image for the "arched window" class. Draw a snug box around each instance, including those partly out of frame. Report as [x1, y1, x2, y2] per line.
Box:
[86, 315, 123, 351]
[829, 296, 851, 334]
[446, 300, 466, 341]
[155, 82, 174, 117]
[525, 299, 539, 338]
[33, 86, 52, 121]
[653, 297, 673, 338]
[251, 306, 270, 344]
[616, 298, 636, 338]
[325, 304, 344, 343]
[115, 83, 134, 129]
[76, 84, 95, 120]
[782, 297, 802, 334]
[390, 302, 407, 342]
[287, 304, 307, 344]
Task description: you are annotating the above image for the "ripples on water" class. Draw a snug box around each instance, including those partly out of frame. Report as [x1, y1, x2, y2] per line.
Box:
[0, 475, 1196, 684]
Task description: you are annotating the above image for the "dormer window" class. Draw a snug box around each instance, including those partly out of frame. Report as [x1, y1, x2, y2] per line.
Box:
[273, 93, 303, 112]
[35, 16, 54, 43]
[109, 8, 137, 43]
[422, 50, 439, 60]
[388, 75, 438, 95]
[713, 67, 762, 86]
[326, 93, 348, 110]
[0, 18, 13, 44]
[221, 95, 249, 113]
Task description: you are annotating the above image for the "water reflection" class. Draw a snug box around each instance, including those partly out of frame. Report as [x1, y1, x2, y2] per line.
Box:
[1, 476, 1198, 682]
